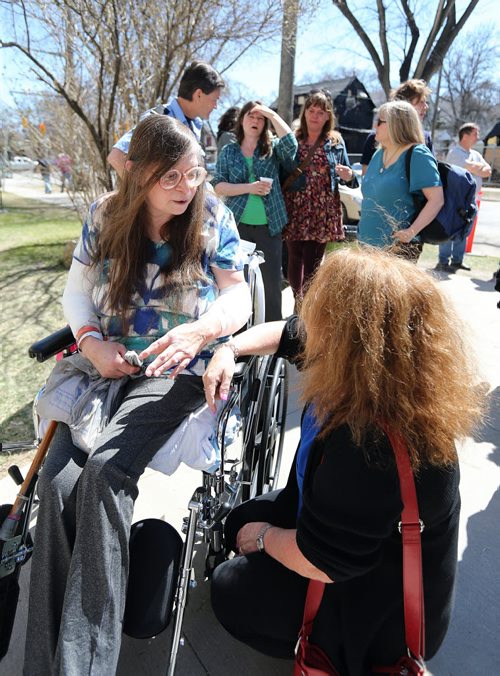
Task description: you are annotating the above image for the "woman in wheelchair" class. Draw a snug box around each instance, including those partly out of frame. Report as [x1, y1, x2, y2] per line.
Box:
[204, 246, 486, 674]
[23, 115, 251, 675]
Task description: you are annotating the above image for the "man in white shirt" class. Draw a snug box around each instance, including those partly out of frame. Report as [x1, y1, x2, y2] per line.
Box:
[108, 60, 224, 176]
[436, 123, 492, 272]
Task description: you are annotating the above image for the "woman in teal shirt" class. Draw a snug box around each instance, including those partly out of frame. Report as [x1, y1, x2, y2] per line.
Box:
[212, 101, 297, 320]
[358, 101, 443, 260]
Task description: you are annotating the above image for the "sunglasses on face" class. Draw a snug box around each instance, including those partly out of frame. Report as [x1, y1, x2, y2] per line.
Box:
[376, 119, 387, 126]
[159, 166, 207, 190]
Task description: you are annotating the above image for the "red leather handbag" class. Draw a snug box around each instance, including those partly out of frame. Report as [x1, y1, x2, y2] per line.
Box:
[294, 429, 426, 676]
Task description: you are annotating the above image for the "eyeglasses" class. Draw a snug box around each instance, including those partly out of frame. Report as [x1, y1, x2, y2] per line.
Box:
[376, 119, 387, 126]
[159, 166, 207, 190]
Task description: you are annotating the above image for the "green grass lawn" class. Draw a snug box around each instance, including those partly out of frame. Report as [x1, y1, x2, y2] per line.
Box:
[0, 192, 81, 473]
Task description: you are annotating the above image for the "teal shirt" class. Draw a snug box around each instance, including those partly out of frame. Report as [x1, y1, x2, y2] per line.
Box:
[240, 157, 268, 225]
[358, 144, 441, 247]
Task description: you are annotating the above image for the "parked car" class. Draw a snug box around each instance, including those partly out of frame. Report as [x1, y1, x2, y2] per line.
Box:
[9, 156, 37, 172]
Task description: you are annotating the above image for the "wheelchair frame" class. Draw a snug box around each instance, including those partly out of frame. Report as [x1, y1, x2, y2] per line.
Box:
[0, 248, 289, 675]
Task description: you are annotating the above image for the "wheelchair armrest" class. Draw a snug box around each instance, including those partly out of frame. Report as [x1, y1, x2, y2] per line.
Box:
[232, 355, 255, 383]
[28, 326, 76, 363]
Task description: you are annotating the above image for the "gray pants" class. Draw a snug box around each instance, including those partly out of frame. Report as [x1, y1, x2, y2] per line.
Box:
[238, 223, 283, 322]
[23, 375, 205, 676]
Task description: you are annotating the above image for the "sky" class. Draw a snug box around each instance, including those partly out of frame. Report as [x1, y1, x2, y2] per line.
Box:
[1, 0, 498, 122]
[219, 0, 499, 110]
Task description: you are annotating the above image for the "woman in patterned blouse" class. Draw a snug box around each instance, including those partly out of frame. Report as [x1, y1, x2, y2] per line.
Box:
[23, 115, 251, 675]
[282, 91, 357, 309]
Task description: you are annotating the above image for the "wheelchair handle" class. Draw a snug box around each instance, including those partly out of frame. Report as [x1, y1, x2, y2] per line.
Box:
[28, 326, 75, 362]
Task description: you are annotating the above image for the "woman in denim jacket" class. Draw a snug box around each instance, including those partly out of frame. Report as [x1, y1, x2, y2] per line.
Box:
[282, 91, 357, 308]
[212, 101, 297, 321]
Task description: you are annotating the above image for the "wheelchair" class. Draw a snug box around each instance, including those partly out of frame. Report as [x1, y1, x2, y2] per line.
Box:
[0, 246, 289, 675]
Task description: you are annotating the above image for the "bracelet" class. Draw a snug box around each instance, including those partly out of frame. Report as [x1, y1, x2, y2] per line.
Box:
[214, 341, 239, 361]
[256, 523, 274, 553]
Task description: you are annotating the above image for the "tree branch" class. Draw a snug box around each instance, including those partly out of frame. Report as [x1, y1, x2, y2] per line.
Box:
[420, 0, 481, 82]
[331, 0, 391, 95]
[398, 0, 420, 82]
[413, 0, 451, 78]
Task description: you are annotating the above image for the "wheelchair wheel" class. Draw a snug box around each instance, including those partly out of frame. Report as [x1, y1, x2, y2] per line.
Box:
[241, 355, 288, 500]
[254, 356, 288, 495]
[239, 356, 272, 502]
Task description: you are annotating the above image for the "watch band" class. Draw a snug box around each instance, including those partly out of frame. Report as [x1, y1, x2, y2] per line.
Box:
[256, 524, 274, 553]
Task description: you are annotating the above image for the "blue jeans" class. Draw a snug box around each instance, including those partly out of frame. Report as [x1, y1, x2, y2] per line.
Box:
[438, 236, 467, 265]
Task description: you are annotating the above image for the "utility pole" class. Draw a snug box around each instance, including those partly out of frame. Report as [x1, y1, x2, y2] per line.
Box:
[277, 0, 299, 125]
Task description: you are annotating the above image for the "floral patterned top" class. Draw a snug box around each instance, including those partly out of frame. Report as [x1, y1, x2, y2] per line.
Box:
[283, 142, 344, 243]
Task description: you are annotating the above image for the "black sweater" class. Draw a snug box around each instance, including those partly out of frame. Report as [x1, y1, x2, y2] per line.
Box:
[277, 317, 460, 674]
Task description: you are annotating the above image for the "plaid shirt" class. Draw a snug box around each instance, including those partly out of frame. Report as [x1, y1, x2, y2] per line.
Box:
[211, 132, 298, 236]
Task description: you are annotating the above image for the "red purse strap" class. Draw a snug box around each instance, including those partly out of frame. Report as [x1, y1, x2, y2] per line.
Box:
[298, 429, 425, 661]
[301, 579, 325, 639]
[383, 427, 425, 661]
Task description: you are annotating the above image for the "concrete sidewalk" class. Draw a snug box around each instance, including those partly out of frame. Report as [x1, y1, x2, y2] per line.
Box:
[1, 192, 499, 674]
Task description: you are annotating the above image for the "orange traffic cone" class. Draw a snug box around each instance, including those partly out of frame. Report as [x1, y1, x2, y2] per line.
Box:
[465, 192, 482, 254]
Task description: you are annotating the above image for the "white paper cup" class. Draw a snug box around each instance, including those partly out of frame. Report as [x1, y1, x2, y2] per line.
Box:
[260, 177, 273, 186]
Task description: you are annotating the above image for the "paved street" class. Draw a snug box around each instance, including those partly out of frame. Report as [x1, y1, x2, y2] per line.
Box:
[0, 179, 499, 674]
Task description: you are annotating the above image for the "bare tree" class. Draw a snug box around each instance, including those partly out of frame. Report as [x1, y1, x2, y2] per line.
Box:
[1, 0, 282, 194]
[438, 27, 500, 134]
[331, 0, 481, 96]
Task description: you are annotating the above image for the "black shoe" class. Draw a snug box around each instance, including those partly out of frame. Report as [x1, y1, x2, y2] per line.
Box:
[450, 262, 471, 271]
[435, 262, 451, 272]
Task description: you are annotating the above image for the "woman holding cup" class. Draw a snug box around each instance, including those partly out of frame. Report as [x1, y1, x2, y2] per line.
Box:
[212, 101, 297, 321]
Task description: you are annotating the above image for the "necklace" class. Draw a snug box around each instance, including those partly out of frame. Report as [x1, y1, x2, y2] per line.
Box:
[379, 147, 400, 173]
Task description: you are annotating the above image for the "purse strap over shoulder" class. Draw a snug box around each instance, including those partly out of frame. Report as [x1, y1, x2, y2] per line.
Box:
[298, 427, 425, 664]
[282, 137, 322, 192]
[381, 426, 425, 661]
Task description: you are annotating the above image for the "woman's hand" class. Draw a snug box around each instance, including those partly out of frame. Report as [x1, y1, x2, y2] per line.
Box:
[393, 185, 444, 243]
[139, 322, 209, 378]
[202, 345, 237, 413]
[236, 521, 271, 556]
[335, 164, 353, 182]
[250, 103, 275, 120]
[247, 180, 272, 196]
[392, 227, 417, 244]
[80, 337, 140, 379]
[251, 103, 292, 138]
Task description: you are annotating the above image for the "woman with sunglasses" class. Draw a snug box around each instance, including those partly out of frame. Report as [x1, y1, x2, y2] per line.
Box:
[212, 101, 297, 321]
[358, 100, 443, 260]
[23, 115, 251, 675]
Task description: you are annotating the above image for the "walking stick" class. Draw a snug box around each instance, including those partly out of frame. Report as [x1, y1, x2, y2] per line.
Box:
[0, 420, 57, 659]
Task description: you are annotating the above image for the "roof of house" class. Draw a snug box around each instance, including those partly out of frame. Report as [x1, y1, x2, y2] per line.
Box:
[484, 120, 500, 143]
[270, 76, 374, 109]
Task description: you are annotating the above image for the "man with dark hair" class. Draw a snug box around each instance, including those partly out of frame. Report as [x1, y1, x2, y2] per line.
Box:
[361, 79, 433, 175]
[436, 122, 492, 272]
[108, 60, 224, 175]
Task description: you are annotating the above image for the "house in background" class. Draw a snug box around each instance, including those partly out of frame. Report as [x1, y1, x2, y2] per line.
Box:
[483, 120, 500, 173]
[271, 76, 376, 158]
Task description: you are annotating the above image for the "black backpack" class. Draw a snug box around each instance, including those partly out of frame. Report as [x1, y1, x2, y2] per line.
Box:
[405, 145, 477, 244]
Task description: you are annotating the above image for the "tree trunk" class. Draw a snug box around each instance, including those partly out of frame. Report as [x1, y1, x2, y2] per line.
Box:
[277, 0, 299, 125]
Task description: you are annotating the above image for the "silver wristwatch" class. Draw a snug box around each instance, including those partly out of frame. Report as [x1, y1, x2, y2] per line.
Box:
[256, 524, 273, 553]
